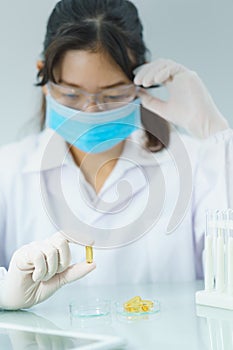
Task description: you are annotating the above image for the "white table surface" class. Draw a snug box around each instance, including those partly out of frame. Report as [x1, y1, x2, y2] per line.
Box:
[1, 281, 233, 349]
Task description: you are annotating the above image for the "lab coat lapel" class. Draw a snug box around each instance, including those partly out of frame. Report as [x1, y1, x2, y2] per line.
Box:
[93, 135, 168, 215]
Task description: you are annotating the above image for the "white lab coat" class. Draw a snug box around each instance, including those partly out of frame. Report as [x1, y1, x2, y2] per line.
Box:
[0, 127, 232, 285]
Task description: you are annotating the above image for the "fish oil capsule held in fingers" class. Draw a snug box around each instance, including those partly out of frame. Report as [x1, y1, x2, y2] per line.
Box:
[85, 246, 93, 263]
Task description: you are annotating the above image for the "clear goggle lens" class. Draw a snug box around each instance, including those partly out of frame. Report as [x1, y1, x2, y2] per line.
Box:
[47, 81, 139, 111]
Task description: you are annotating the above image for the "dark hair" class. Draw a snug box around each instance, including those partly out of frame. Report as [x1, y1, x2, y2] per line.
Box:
[37, 0, 170, 151]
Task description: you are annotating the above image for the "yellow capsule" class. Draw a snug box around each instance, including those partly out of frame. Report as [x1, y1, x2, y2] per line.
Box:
[124, 306, 133, 312]
[85, 246, 93, 263]
[126, 296, 142, 304]
[142, 300, 154, 308]
[123, 296, 154, 313]
[123, 296, 141, 309]
[141, 305, 149, 312]
[124, 305, 141, 313]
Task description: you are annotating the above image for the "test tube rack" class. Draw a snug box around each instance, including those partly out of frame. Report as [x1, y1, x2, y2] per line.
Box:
[196, 210, 233, 310]
[196, 304, 233, 348]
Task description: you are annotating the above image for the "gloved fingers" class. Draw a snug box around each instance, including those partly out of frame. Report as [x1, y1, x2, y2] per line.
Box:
[139, 66, 171, 87]
[49, 236, 71, 273]
[36, 243, 59, 282]
[138, 64, 182, 87]
[14, 244, 47, 282]
[138, 89, 167, 116]
[133, 60, 168, 84]
[134, 59, 185, 87]
[18, 242, 59, 282]
[143, 67, 171, 87]
[133, 58, 175, 78]
[11, 246, 34, 271]
[53, 261, 96, 287]
[53, 239, 71, 273]
[30, 246, 53, 282]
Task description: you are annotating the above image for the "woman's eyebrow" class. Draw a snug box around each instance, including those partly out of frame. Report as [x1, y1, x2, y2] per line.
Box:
[59, 79, 81, 88]
[60, 79, 129, 89]
[100, 81, 129, 89]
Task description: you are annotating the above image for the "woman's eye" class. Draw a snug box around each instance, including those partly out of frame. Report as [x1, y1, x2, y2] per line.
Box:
[64, 93, 78, 99]
[105, 94, 129, 100]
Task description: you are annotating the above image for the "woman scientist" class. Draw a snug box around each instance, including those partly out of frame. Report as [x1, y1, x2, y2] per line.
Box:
[0, 0, 231, 310]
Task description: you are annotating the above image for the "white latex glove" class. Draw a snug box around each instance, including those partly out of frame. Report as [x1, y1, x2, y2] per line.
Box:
[0, 232, 96, 310]
[134, 59, 229, 138]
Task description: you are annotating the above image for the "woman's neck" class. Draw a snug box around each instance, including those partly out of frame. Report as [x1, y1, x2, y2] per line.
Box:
[69, 141, 125, 194]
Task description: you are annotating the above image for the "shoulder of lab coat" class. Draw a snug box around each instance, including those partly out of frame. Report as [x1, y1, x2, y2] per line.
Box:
[0, 130, 66, 263]
[0, 133, 40, 266]
[0, 133, 38, 176]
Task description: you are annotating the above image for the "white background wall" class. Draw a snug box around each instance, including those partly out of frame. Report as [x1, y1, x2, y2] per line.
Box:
[0, 0, 232, 146]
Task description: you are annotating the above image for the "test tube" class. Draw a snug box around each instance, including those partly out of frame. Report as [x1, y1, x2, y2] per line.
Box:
[227, 210, 233, 295]
[216, 211, 225, 293]
[205, 210, 214, 292]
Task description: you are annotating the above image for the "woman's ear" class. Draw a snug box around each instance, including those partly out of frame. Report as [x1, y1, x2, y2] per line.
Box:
[36, 60, 44, 71]
[36, 60, 48, 95]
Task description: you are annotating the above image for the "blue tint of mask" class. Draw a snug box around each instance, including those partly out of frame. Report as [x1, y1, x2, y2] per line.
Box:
[45, 95, 142, 153]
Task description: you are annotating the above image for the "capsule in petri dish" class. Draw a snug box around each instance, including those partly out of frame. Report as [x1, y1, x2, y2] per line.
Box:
[123, 296, 154, 313]
[85, 246, 93, 263]
[123, 296, 141, 308]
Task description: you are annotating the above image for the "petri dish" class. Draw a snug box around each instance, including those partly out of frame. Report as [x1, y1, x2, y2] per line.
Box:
[69, 298, 111, 318]
[115, 299, 160, 322]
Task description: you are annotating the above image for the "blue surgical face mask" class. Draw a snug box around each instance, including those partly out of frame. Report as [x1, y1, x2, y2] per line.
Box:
[45, 95, 142, 153]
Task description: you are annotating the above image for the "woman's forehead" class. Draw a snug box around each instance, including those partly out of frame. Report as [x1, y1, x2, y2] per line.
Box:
[54, 49, 130, 90]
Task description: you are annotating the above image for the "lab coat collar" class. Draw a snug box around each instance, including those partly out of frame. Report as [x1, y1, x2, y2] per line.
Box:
[22, 128, 168, 173]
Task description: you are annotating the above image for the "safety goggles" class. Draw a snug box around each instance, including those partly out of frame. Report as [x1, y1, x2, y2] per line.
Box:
[47, 81, 140, 111]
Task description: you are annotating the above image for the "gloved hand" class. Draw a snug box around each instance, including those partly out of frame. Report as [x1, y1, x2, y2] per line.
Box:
[134, 59, 229, 138]
[0, 232, 96, 310]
